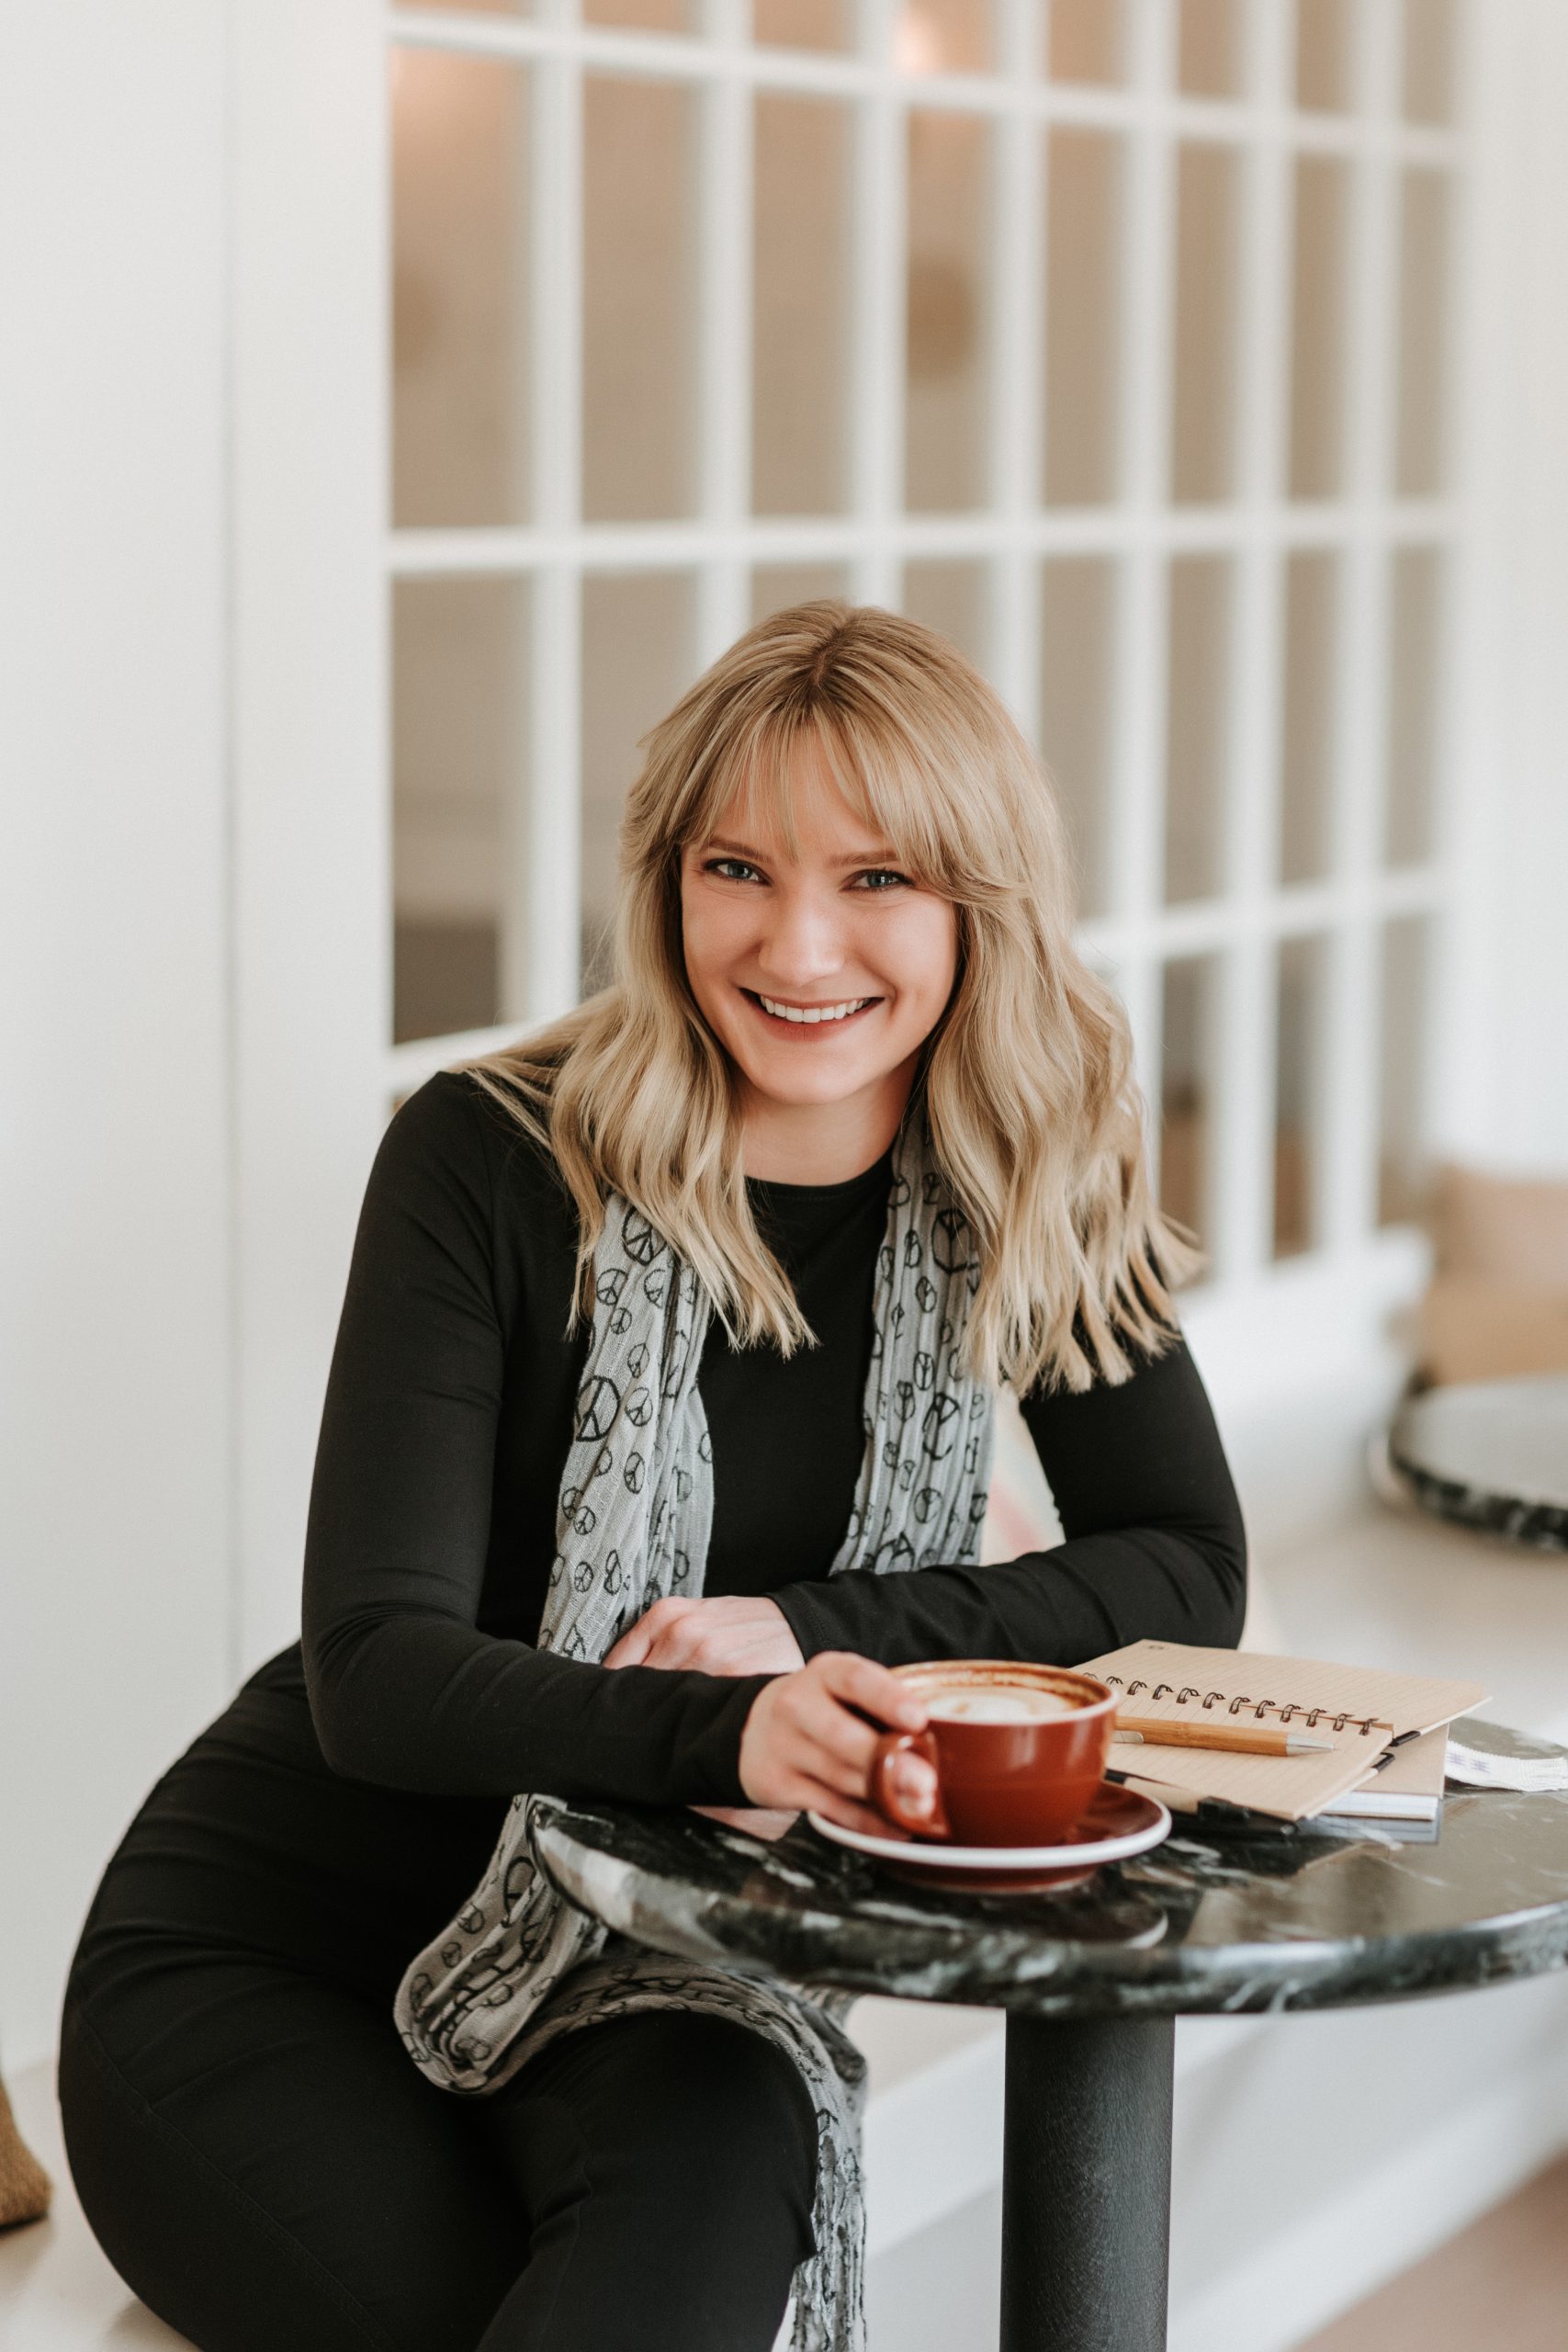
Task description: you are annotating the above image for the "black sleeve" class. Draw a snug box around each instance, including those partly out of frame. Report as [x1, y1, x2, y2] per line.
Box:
[300, 1076, 767, 1806]
[767, 1332, 1247, 1668]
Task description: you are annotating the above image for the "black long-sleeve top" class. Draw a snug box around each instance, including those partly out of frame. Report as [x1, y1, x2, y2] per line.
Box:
[299, 1070, 1247, 1810]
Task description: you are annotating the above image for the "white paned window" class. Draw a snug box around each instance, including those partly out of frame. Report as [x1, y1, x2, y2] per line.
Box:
[386, 0, 1464, 1298]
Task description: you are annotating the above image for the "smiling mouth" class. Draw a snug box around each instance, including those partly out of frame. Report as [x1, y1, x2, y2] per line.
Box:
[741, 989, 880, 1029]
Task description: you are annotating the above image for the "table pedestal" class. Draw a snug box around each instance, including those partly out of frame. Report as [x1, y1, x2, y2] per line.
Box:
[1000, 2013, 1174, 2352]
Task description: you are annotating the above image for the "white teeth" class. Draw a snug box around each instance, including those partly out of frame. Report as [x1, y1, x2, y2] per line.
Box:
[756, 993, 871, 1025]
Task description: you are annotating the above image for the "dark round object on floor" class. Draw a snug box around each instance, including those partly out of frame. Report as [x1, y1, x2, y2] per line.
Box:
[1389, 1374, 1568, 1552]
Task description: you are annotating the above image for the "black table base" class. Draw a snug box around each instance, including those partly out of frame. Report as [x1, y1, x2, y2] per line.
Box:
[1001, 2013, 1174, 2352]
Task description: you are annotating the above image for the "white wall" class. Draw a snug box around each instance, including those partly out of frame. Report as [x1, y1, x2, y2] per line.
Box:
[0, 5, 232, 2073]
[1443, 0, 1568, 1178]
[229, 0, 389, 1674]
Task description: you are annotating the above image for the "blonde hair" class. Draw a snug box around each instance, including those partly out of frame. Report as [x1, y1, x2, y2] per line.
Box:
[467, 601, 1200, 1394]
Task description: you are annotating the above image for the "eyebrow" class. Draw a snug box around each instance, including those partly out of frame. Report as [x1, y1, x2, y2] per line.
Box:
[700, 834, 905, 868]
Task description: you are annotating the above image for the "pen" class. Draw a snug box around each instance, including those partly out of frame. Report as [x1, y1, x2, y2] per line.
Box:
[1112, 1717, 1336, 1758]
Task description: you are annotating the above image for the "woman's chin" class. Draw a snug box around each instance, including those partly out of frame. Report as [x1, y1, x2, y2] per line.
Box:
[737, 1054, 890, 1110]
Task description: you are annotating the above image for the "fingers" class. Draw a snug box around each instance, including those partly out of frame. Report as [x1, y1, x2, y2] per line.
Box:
[606, 1597, 807, 1678]
[637, 1623, 703, 1672]
[811, 1651, 929, 1731]
[887, 1750, 939, 1813]
[744, 1758, 905, 1839]
[771, 1666, 937, 1812]
[737, 1656, 938, 1828]
[786, 1680, 883, 1794]
[603, 1595, 698, 1670]
[793, 1781, 908, 1840]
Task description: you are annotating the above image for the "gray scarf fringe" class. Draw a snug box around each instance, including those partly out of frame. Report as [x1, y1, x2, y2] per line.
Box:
[396, 1116, 996, 2352]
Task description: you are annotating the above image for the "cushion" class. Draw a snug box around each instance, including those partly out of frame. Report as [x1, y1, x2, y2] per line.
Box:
[0, 2070, 51, 2230]
[1418, 1165, 1568, 1385]
[1432, 1164, 1568, 1290]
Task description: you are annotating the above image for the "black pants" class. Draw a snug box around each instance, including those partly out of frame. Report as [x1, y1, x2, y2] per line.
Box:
[59, 1669, 819, 2352]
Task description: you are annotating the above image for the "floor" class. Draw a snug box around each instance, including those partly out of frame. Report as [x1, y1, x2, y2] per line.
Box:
[6, 2052, 1568, 2351]
[0, 2064, 186, 2348]
[1294, 2153, 1568, 2352]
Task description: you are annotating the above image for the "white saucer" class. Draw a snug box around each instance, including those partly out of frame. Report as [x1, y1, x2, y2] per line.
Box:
[806, 1785, 1171, 1876]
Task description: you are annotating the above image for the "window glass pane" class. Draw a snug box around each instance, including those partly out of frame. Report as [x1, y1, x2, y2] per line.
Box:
[1385, 547, 1442, 866]
[1280, 552, 1339, 888]
[896, 0, 991, 76]
[393, 577, 531, 1046]
[1172, 145, 1241, 504]
[392, 52, 531, 529]
[1273, 933, 1328, 1260]
[586, 0, 691, 31]
[1179, 0, 1243, 96]
[1164, 557, 1231, 904]
[753, 98, 852, 515]
[1379, 915, 1434, 1225]
[581, 574, 697, 992]
[754, 0, 851, 49]
[1047, 0, 1124, 84]
[1289, 156, 1349, 500]
[1295, 0, 1350, 110]
[1395, 169, 1451, 497]
[903, 561, 990, 677]
[1160, 956, 1220, 1253]
[906, 113, 992, 512]
[1040, 558, 1116, 919]
[1403, 0, 1456, 126]
[583, 79, 697, 522]
[750, 564, 851, 626]
[1043, 131, 1122, 507]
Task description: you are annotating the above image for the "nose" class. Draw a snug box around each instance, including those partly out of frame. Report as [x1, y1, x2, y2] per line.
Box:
[754, 881, 849, 990]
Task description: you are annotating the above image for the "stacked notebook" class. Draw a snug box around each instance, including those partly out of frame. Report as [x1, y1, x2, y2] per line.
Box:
[1082, 1639, 1490, 1830]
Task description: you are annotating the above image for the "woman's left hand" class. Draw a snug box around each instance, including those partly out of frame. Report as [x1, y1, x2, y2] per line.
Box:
[603, 1594, 806, 1678]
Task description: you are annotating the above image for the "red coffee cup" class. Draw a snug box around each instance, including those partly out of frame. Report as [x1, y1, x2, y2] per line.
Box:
[868, 1661, 1116, 1847]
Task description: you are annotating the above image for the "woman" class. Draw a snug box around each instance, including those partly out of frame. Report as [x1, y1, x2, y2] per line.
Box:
[60, 603, 1246, 2352]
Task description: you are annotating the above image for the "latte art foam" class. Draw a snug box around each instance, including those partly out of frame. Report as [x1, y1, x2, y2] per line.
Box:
[925, 1685, 1080, 1724]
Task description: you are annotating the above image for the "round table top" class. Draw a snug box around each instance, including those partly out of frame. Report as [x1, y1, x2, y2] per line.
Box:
[528, 1719, 1568, 2019]
[1390, 1374, 1568, 1551]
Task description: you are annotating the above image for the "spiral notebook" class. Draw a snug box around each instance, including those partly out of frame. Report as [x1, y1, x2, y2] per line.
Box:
[1082, 1640, 1489, 1823]
[1321, 1726, 1450, 1825]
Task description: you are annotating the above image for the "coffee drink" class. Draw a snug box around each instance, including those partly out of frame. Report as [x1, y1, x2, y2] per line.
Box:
[868, 1660, 1116, 1846]
[926, 1685, 1080, 1724]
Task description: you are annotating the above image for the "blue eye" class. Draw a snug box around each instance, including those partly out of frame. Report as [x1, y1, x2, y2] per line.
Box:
[858, 868, 911, 891]
[705, 857, 761, 883]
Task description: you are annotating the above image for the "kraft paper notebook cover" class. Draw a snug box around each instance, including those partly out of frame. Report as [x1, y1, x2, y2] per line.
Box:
[1081, 1641, 1488, 1823]
[1330, 1726, 1450, 1823]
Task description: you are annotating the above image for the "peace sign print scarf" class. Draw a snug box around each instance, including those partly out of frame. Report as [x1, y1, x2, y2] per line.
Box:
[395, 1110, 997, 2352]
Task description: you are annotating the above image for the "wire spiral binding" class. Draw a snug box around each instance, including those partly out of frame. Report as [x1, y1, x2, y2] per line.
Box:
[1102, 1673, 1393, 1737]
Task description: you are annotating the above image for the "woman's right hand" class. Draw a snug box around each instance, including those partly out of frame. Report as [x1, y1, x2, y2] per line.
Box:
[737, 1652, 939, 1837]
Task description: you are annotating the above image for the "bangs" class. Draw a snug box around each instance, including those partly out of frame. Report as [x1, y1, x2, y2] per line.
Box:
[675, 700, 970, 894]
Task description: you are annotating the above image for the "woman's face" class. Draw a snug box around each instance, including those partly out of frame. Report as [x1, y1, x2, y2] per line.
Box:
[680, 745, 960, 1123]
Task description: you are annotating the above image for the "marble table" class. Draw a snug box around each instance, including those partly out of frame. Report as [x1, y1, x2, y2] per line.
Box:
[529, 1719, 1568, 2352]
[1389, 1374, 1568, 1550]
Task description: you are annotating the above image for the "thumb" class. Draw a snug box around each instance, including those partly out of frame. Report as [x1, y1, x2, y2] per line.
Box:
[603, 1620, 652, 1668]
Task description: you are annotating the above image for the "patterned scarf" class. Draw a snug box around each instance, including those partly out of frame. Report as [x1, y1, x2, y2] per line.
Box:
[395, 1113, 996, 2352]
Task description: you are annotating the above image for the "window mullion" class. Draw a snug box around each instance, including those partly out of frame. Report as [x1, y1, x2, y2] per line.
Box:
[987, 0, 1043, 734]
[1213, 0, 1293, 1280]
[848, 0, 905, 606]
[1323, 0, 1403, 1254]
[524, 2, 584, 1026]
[696, 0, 751, 662]
[1109, 0, 1178, 1182]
